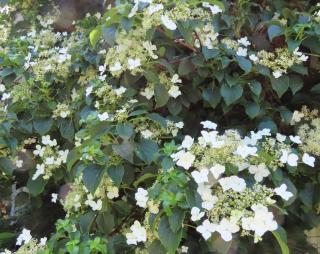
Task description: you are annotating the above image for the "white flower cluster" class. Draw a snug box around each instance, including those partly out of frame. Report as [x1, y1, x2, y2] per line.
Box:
[125, 220, 147, 245]
[32, 135, 69, 180]
[171, 121, 316, 242]
[135, 187, 159, 214]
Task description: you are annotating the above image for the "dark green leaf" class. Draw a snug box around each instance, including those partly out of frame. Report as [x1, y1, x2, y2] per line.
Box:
[112, 141, 134, 163]
[155, 83, 169, 108]
[220, 83, 243, 105]
[168, 208, 185, 232]
[33, 118, 53, 135]
[0, 157, 14, 175]
[289, 75, 303, 95]
[83, 164, 105, 194]
[270, 75, 289, 98]
[245, 102, 260, 119]
[272, 227, 290, 254]
[158, 216, 182, 253]
[135, 139, 159, 164]
[107, 165, 124, 186]
[268, 25, 284, 41]
[116, 123, 134, 140]
[236, 56, 252, 73]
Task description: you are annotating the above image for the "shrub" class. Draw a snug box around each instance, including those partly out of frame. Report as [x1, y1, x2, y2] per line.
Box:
[1, 0, 320, 253]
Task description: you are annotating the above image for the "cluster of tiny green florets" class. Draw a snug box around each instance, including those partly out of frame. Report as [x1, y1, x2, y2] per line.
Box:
[257, 48, 303, 74]
[207, 185, 274, 223]
[298, 118, 320, 156]
[13, 239, 45, 254]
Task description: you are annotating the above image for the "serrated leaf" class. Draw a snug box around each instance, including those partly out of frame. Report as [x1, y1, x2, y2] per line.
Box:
[220, 83, 243, 105]
[116, 123, 134, 140]
[135, 139, 159, 164]
[158, 216, 182, 253]
[271, 75, 289, 98]
[236, 56, 252, 73]
[268, 25, 284, 41]
[112, 141, 134, 163]
[168, 208, 185, 232]
[155, 83, 169, 108]
[245, 102, 260, 119]
[289, 75, 303, 95]
[83, 164, 105, 194]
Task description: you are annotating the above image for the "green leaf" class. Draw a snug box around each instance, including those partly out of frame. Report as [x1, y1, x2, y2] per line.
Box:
[155, 83, 169, 108]
[135, 139, 159, 164]
[311, 83, 320, 94]
[202, 47, 219, 60]
[289, 75, 303, 95]
[112, 141, 134, 163]
[27, 177, 46, 196]
[168, 208, 185, 233]
[89, 25, 102, 46]
[59, 119, 74, 142]
[178, 58, 193, 76]
[249, 81, 262, 97]
[271, 75, 289, 98]
[236, 56, 252, 73]
[116, 123, 134, 140]
[33, 118, 53, 135]
[96, 212, 115, 234]
[79, 211, 96, 233]
[107, 165, 124, 186]
[245, 102, 260, 119]
[83, 164, 105, 194]
[268, 25, 284, 41]
[102, 24, 116, 46]
[147, 240, 167, 254]
[67, 149, 81, 171]
[209, 233, 232, 254]
[158, 216, 182, 253]
[272, 227, 290, 254]
[0, 157, 14, 175]
[220, 83, 243, 105]
[278, 106, 293, 125]
[202, 87, 221, 108]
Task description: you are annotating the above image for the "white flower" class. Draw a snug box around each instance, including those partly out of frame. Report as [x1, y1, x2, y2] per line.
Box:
[200, 131, 225, 148]
[219, 176, 246, 192]
[58, 150, 69, 164]
[242, 204, 278, 238]
[2, 92, 10, 101]
[107, 186, 119, 199]
[128, 2, 139, 18]
[98, 112, 109, 121]
[280, 149, 298, 167]
[51, 193, 58, 203]
[171, 74, 182, 84]
[16, 229, 32, 246]
[40, 237, 47, 246]
[15, 159, 23, 168]
[140, 87, 154, 99]
[289, 135, 302, 144]
[216, 218, 240, 242]
[126, 221, 147, 245]
[236, 47, 247, 57]
[302, 153, 315, 167]
[85, 199, 102, 211]
[209, 164, 225, 179]
[248, 163, 270, 182]
[200, 120, 217, 130]
[175, 121, 184, 129]
[202, 2, 223, 15]
[272, 71, 282, 79]
[0, 84, 5, 92]
[191, 207, 205, 221]
[86, 86, 93, 96]
[45, 156, 56, 165]
[168, 85, 181, 98]
[141, 129, 153, 139]
[114, 87, 127, 96]
[41, 135, 57, 147]
[238, 162, 250, 171]
[147, 4, 164, 15]
[171, 150, 195, 170]
[135, 187, 148, 208]
[191, 168, 209, 184]
[161, 15, 177, 30]
[110, 62, 122, 72]
[196, 219, 216, 240]
[32, 164, 45, 180]
[249, 54, 259, 62]
[274, 184, 293, 201]
[237, 37, 251, 47]
[290, 110, 304, 125]
[293, 47, 308, 62]
[128, 58, 141, 70]
[276, 133, 286, 142]
[197, 183, 218, 210]
[179, 135, 194, 150]
[181, 246, 189, 253]
[234, 144, 257, 158]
